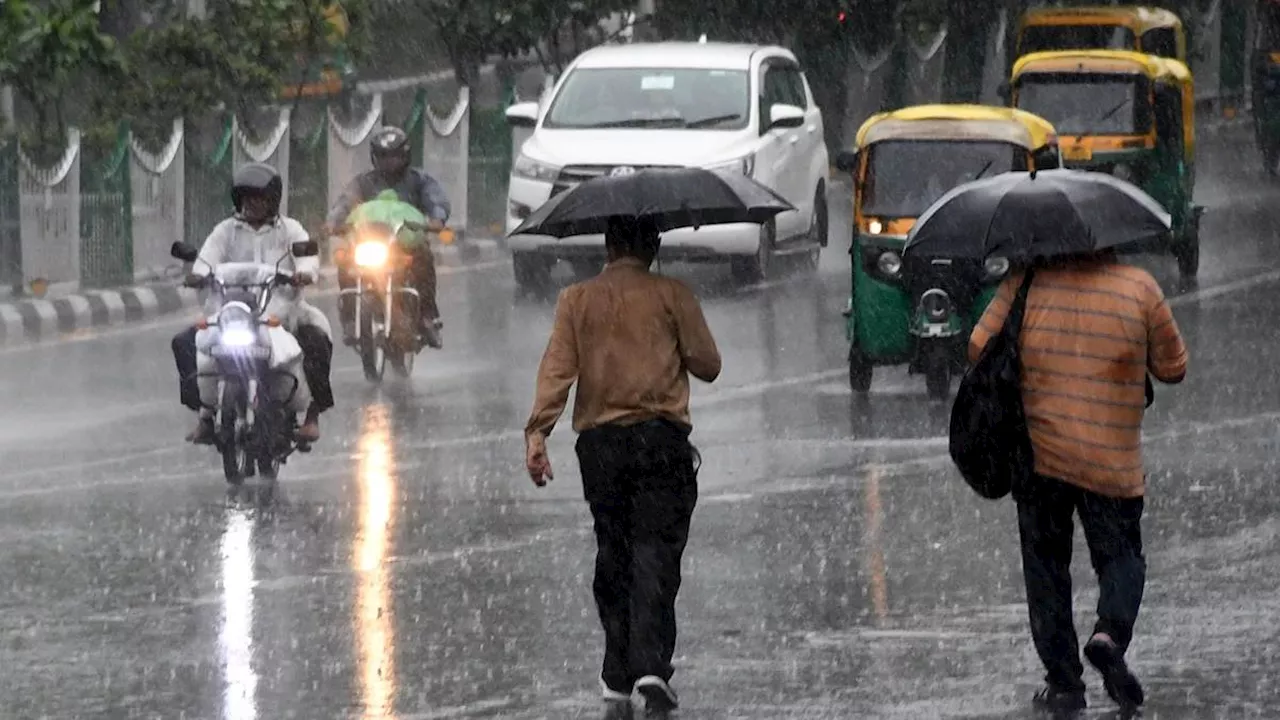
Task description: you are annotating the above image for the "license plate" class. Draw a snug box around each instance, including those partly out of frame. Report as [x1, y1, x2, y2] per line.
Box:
[1063, 144, 1093, 161]
[211, 345, 270, 359]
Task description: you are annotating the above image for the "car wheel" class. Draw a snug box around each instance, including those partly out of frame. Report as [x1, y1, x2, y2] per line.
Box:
[731, 220, 776, 283]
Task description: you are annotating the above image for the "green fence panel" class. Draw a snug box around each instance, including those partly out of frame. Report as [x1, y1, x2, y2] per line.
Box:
[184, 119, 234, 248]
[0, 140, 19, 290]
[79, 124, 134, 289]
[468, 105, 513, 236]
[288, 113, 329, 232]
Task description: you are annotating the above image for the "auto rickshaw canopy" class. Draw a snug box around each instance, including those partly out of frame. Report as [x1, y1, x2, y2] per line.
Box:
[854, 104, 1058, 152]
[1017, 6, 1186, 60]
[1011, 49, 1195, 154]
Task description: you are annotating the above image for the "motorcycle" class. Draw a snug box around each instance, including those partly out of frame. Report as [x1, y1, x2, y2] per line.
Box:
[335, 218, 447, 382]
[170, 239, 320, 486]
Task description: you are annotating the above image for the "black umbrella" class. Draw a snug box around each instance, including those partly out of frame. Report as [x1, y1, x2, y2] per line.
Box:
[507, 166, 795, 238]
[903, 168, 1172, 262]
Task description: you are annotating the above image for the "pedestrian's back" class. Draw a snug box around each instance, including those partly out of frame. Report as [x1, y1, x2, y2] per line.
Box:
[970, 259, 1187, 497]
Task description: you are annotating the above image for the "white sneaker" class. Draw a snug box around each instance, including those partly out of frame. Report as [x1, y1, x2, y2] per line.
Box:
[634, 675, 678, 713]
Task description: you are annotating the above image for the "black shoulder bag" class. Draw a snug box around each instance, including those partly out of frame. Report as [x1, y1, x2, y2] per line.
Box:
[948, 269, 1037, 500]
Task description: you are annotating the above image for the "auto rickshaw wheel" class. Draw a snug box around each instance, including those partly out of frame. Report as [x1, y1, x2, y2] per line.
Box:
[848, 344, 872, 393]
[924, 360, 950, 400]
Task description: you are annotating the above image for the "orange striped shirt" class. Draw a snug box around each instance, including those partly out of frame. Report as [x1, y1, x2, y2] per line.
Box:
[969, 261, 1187, 498]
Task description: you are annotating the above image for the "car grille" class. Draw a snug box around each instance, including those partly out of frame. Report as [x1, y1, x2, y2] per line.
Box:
[550, 164, 678, 197]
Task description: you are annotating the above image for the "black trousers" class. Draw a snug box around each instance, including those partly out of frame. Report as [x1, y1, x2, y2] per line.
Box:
[575, 419, 699, 693]
[171, 324, 334, 413]
[1016, 473, 1146, 692]
[337, 244, 439, 328]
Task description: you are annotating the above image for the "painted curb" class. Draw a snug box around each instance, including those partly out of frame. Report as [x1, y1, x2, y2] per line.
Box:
[0, 238, 506, 346]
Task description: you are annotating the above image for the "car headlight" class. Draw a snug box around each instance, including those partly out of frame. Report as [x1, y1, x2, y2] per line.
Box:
[877, 250, 902, 277]
[984, 256, 1010, 278]
[354, 241, 390, 268]
[706, 153, 756, 177]
[512, 153, 561, 182]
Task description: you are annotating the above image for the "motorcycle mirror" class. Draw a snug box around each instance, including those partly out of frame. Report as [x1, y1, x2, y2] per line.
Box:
[291, 240, 320, 258]
[170, 242, 199, 262]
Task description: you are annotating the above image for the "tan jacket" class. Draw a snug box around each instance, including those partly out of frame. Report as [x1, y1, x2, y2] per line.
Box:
[525, 258, 722, 442]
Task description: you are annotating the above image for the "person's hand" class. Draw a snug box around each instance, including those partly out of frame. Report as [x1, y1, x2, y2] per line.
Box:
[526, 434, 554, 487]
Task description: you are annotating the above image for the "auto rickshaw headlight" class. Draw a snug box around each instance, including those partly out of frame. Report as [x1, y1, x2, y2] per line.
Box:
[868, 219, 884, 234]
[1112, 163, 1135, 182]
[984, 256, 1010, 278]
[920, 289, 952, 321]
[877, 250, 902, 277]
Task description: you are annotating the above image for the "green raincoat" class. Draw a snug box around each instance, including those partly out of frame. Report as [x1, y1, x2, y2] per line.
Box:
[344, 189, 429, 249]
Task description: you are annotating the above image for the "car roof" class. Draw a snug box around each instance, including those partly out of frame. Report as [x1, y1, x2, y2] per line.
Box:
[855, 104, 1058, 149]
[571, 41, 794, 70]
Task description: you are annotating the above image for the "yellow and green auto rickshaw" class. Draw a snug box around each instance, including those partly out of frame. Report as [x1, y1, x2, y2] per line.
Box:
[1253, 0, 1280, 173]
[833, 104, 1062, 399]
[1014, 5, 1186, 62]
[1008, 49, 1201, 277]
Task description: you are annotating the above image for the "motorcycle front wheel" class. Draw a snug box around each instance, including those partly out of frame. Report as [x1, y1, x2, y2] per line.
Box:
[219, 385, 251, 485]
[359, 301, 386, 382]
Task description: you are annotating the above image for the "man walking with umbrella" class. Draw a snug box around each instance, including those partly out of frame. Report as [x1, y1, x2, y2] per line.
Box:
[908, 169, 1190, 715]
[524, 215, 721, 719]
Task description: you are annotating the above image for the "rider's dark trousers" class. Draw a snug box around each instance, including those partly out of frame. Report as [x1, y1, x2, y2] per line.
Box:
[575, 419, 699, 694]
[172, 325, 334, 413]
[337, 243, 439, 329]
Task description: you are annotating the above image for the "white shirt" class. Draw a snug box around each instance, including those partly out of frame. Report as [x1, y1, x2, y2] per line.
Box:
[194, 215, 319, 283]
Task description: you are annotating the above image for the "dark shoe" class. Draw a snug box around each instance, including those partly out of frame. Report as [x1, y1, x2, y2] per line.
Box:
[186, 417, 215, 445]
[296, 406, 321, 443]
[1033, 685, 1086, 713]
[635, 676, 678, 716]
[419, 318, 443, 349]
[1085, 636, 1145, 711]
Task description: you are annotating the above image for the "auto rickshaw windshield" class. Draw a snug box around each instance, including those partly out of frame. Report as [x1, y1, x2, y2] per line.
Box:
[1020, 24, 1135, 55]
[861, 140, 1018, 218]
[1015, 74, 1149, 136]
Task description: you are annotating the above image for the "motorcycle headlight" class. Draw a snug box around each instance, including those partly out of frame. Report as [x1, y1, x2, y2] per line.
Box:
[877, 250, 902, 277]
[984, 256, 1010, 278]
[512, 153, 561, 182]
[220, 326, 258, 347]
[920, 289, 952, 321]
[354, 241, 390, 268]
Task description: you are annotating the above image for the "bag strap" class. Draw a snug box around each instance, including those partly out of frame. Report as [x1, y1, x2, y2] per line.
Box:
[1004, 268, 1037, 340]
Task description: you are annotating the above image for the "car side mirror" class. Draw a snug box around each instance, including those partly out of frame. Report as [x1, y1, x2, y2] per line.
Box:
[291, 240, 320, 258]
[505, 101, 540, 129]
[768, 103, 806, 130]
[834, 150, 860, 173]
[170, 241, 199, 262]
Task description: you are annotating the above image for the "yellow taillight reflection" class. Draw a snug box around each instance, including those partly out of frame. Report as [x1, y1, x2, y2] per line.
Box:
[355, 403, 397, 717]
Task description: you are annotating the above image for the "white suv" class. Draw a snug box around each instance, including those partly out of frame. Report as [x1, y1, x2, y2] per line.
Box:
[504, 41, 830, 293]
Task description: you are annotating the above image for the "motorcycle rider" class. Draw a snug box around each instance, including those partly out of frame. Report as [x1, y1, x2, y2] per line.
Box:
[325, 125, 450, 349]
[171, 163, 335, 444]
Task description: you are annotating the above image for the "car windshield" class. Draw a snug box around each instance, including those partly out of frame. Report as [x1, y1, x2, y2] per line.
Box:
[1019, 24, 1136, 54]
[542, 67, 751, 130]
[861, 141, 1019, 218]
[1016, 75, 1144, 136]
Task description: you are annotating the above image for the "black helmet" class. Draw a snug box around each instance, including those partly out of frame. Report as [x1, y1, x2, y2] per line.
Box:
[370, 126, 411, 167]
[230, 162, 283, 216]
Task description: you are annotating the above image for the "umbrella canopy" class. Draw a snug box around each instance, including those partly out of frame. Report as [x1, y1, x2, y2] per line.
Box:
[903, 168, 1172, 262]
[344, 190, 429, 248]
[507, 166, 795, 238]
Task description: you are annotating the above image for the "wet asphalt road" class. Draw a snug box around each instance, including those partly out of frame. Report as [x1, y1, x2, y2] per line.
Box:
[3, 124, 1280, 719]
